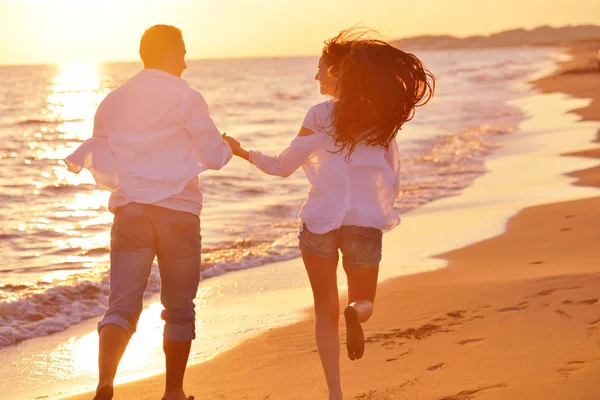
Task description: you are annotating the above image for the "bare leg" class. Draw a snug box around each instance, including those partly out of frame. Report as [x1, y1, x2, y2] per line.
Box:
[162, 339, 192, 400]
[342, 261, 379, 360]
[302, 251, 343, 400]
[96, 324, 129, 397]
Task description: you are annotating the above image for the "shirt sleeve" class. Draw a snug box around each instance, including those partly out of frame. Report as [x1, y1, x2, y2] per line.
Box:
[301, 102, 332, 133]
[185, 90, 233, 170]
[65, 102, 108, 173]
[91, 103, 107, 139]
[249, 133, 324, 178]
[384, 138, 402, 198]
[301, 104, 318, 132]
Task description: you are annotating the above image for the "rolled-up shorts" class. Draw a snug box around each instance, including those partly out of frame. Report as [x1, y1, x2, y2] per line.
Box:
[97, 203, 201, 341]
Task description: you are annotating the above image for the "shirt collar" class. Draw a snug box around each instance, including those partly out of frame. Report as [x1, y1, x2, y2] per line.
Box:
[137, 68, 188, 85]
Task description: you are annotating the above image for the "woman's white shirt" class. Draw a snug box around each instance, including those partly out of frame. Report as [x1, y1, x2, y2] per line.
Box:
[249, 100, 401, 234]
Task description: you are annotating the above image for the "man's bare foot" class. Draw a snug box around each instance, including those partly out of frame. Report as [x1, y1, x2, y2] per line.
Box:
[93, 384, 113, 400]
[344, 305, 364, 360]
[161, 394, 194, 400]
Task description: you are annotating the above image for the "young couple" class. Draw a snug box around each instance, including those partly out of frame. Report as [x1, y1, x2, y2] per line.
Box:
[66, 24, 434, 400]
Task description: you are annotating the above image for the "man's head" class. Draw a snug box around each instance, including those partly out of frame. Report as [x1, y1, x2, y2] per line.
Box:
[139, 25, 187, 77]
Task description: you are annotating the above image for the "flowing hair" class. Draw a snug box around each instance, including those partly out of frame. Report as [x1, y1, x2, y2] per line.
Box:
[321, 29, 435, 159]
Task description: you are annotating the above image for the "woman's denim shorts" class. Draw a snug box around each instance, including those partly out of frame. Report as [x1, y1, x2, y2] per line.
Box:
[298, 223, 382, 267]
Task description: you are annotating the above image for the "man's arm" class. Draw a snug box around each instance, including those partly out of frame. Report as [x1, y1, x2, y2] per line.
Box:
[185, 91, 233, 170]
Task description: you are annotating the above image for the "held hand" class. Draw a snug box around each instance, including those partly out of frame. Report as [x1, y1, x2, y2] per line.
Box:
[222, 133, 248, 159]
[222, 133, 240, 148]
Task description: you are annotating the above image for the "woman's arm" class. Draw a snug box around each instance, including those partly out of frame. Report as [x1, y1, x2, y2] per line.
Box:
[384, 138, 402, 198]
[224, 127, 321, 178]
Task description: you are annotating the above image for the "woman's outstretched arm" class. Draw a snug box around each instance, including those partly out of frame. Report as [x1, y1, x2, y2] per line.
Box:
[224, 127, 322, 178]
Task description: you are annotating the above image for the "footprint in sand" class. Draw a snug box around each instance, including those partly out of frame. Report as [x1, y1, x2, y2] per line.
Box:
[530, 287, 583, 298]
[498, 302, 529, 313]
[530, 261, 544, 265]
[457, 338, 486, 346]
[588, 319, 600, 336]
[535, 288, 558, 297]
[558, 361, 585, 376]
[564, 215, 575, 219]
[385, 350, 412, 362]
[555, 309, 571, 318]
[439, 384, 508, 400]
[561, 228, 572, 232]
[367, 324, 451, 345]
[426, 362, 446, 371]
[562, 298, 598, 306]
[446, 310, 467, 319]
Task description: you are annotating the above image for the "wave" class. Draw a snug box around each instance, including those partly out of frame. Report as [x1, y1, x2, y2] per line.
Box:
[0, 283, 31, 292]
[0, 242, 306, 348]
[0, 233, 21, 240]
[0, 266, 161, 348]
[40, 183, 98, 193]
[17, 117, 89, 126]
[239, 187, 267, 196]
[274, 92, 303, 101]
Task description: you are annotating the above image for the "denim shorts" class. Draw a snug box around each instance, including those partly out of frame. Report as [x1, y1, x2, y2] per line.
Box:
[298, 224, 383, 267]
[98, 203, 201, 341]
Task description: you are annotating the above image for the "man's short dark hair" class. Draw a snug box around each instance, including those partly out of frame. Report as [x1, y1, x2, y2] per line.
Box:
[139, 25, 183, 68]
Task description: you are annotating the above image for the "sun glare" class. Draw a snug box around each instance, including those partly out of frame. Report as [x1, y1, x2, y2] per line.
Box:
[45, 62, 104, 139]
[54, 63, 101, 92]
[68, 302, 165, 378]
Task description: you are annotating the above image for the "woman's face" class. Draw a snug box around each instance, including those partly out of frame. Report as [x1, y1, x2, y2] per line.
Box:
[315, 56, 338, 97]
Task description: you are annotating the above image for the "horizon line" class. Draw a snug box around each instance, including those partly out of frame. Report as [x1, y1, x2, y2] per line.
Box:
[0, 52, 324, 68]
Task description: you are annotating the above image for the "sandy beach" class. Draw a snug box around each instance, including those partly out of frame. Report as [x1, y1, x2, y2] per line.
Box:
[64, 43, 600, 400]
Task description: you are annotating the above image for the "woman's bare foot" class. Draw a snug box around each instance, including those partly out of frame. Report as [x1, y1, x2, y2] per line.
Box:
[344, 305, 364, 360]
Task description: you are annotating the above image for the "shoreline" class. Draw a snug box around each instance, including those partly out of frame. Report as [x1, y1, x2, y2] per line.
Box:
[57, 43, 600, 399]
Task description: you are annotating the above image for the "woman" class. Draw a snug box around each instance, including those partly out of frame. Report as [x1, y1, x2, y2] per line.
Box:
[224, 29, 434, 399]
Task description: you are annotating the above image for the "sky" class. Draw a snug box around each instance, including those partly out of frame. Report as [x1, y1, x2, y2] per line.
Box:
[0, 0, 598, 65]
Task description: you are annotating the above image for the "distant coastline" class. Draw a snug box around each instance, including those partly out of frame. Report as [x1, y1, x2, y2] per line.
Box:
[392, 24, 600, 50]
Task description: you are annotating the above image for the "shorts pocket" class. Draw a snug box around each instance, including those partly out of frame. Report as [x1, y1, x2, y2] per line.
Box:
[300, 226, 325, 251]
[344, 227, 382, 265]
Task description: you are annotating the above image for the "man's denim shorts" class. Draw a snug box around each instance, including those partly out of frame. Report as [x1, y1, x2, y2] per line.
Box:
[98, 203, 201, 341]
[298, 223, 382, 267]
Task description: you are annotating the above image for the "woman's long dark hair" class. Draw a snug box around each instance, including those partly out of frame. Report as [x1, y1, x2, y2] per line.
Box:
[321, 29, 435, 159]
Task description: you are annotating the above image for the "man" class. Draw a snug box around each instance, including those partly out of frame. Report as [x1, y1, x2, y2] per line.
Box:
[65, 25, 233, 400]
